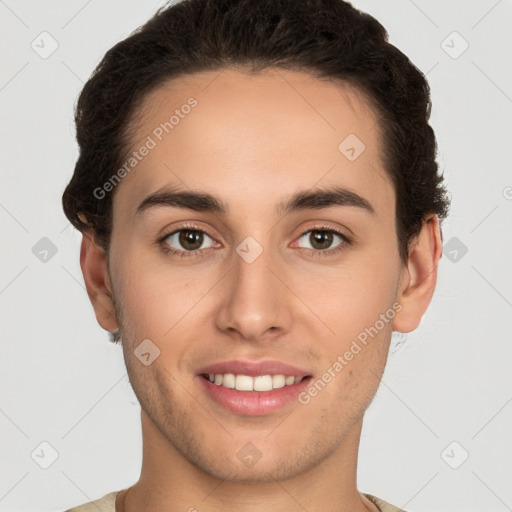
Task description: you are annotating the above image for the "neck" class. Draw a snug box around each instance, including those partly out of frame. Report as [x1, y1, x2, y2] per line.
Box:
[119, 410, 377, 512]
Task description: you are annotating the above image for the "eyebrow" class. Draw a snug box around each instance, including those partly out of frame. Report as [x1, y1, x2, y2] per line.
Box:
[135, 185, 375, 217]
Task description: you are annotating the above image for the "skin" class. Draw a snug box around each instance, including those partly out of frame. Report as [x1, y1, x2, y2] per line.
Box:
[80, 68, 442, 512]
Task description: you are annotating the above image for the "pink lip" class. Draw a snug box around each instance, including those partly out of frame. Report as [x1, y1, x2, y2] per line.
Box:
[196, 359, 314, 416]
[196, 359, 312, 378]
[196, 374, 313, 416]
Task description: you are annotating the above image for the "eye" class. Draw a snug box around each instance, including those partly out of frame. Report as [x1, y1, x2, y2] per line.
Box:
[295, 228, 348, 253]
[162, 228, 216, 254]
[158, 224, 350, 259]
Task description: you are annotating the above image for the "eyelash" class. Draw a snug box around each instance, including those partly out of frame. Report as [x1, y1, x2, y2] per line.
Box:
[157, 223, 352, 259]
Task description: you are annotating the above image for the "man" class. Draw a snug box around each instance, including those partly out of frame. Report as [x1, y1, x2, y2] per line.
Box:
[62, 0, 450, 510]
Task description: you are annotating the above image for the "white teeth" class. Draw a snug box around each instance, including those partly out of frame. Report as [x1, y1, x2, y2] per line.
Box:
[235, 375, 254, 391]
[253, 375, 273, 391]
[272, 374, 285, 389]
[205, 373, 305, 391]
[222, 373, 236, 389]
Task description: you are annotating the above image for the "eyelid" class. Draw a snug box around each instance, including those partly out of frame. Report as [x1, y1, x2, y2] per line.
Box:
[158, 221, 217, 243]
[300, 222, 351, 238]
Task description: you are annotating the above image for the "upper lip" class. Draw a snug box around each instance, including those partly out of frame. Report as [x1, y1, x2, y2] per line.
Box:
[197, 359, 312, 378]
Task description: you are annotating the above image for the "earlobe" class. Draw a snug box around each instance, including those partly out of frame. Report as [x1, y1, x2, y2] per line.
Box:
[80, 230, 119, 332]
[393, 215, 443, 333]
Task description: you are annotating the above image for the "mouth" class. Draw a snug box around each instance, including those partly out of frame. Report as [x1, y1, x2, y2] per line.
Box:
[195, 359, 314, 416]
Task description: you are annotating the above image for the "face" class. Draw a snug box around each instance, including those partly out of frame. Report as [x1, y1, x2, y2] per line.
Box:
[84, 68, 435, 484]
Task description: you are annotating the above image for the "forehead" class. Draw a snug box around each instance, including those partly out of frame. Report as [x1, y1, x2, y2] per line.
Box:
[114, 68, 393, 219]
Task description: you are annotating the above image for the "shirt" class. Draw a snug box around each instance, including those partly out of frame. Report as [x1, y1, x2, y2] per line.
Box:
[63, 490, 409, 511]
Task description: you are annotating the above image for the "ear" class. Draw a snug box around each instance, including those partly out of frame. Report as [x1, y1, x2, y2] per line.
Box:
[80, 230, 119, 332]
[393, 215, 443, 333]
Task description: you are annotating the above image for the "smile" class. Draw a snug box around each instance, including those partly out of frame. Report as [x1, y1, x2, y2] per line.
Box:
[201, 373, 307, 392]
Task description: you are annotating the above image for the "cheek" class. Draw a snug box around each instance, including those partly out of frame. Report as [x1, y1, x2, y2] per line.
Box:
[113, 249, 219, 342]
[299, 318, 393, 425]
[292, 254, 400, 341]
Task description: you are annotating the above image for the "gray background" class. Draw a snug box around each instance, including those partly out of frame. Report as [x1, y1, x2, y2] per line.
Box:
[1, 1, 511, 511]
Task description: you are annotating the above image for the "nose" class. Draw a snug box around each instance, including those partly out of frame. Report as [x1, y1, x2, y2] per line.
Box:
[215, 242, 292, 342]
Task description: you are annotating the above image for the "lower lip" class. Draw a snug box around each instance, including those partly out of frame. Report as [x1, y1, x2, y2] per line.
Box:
[196, 375, 313, 416]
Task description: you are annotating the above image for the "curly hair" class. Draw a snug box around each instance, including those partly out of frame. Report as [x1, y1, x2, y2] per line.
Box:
[62, 0, 450, 265]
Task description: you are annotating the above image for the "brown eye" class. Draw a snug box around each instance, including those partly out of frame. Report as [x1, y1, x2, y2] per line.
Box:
[163, 229, 214, 252]
[296, 229, 346, 251]
[309, 231, 334, 250]
[179, 230, 203, 250]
